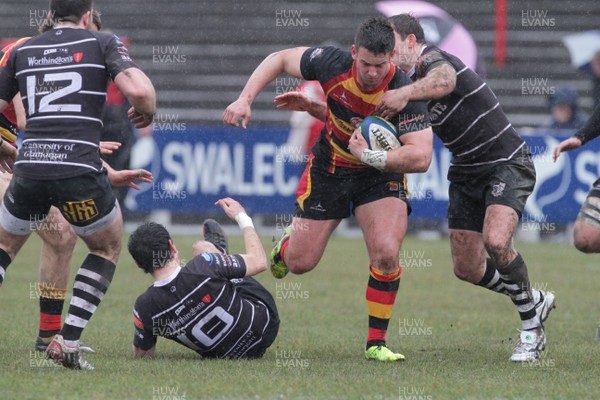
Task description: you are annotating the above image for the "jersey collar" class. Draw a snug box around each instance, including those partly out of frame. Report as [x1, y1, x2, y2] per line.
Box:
[154, 266, 181, 287]
[408, 45, 428, 79]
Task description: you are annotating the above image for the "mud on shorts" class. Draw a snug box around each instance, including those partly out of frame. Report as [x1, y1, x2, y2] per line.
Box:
[0, 170, 119, 236]
[294, 156, 410, 220]
[447, 153, 536, 232]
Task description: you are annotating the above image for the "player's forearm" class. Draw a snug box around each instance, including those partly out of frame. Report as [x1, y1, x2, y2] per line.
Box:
[234, 213, 267, 276]
[115, 68, 156, 116]
[407, 64, 456, 101]
[306, 98, 327, 122]
[574, 103, 600, 145]
[384, 143, 432, 173]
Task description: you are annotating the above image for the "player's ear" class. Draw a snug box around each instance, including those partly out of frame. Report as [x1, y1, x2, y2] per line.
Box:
[351, 44, 357, 60]
[82, 10, 91, 28]
[168, 240, 177, 256]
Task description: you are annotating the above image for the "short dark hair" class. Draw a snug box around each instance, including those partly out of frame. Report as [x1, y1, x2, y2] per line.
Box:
[49, 0, 93, 25]
[389, 13, 426, 44]
[91, 9, 102, 30]
[128, 222, 174, 274]
[354, 16, 395, 55]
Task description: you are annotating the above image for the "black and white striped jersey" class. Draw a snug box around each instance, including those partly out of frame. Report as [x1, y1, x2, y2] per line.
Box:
[133, 253, 273, 359]
[0, 27, 138, 179]
[412, 46, 526, 180]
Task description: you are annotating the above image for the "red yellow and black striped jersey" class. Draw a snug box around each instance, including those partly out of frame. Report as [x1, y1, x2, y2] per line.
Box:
[0, 37, 30, 144]
[300, 46, 430, 169]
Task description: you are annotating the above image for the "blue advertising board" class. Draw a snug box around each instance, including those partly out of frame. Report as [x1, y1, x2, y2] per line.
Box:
[125, 126, 597, 224]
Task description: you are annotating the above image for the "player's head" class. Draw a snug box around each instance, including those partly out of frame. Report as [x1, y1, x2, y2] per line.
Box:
[49, 0, 93, 27]
[388, 14, 426, 72]
[128, 222, 177, 274]
[352, 17, 395, 90]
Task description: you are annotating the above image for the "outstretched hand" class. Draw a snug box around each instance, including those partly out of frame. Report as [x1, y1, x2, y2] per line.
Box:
[223, 98, 251, 128]
[274, 91, 312, 112]
[552, 137, 582, 162]
[216, 197, 247, 220]
[109, 168, 153, 190]
[0, 141, 17, 173]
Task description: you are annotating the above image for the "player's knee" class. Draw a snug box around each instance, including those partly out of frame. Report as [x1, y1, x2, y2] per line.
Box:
[483, 235, 510, 262]
[453, 262, 477, 283]
[372, 256, 398, 274]
[287, 260, 316, 275]
[574, 231, 598, 254]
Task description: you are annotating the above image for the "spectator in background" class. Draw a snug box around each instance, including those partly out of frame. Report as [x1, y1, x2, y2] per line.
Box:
[546, 86, 587, 133]
[591, 51, 600, 110]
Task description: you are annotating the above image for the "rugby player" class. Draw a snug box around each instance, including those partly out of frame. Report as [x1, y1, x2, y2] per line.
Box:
[0, 8, 152, 354]
[554, 106, 600, 251]
[372, 14, 554, 362]
[129, 198, 279, 359]
[224, 17, 433, 361]
[0, 0, 156, 369]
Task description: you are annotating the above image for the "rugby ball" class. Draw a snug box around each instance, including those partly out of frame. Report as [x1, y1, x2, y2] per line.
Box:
[359, 116, 401, 151]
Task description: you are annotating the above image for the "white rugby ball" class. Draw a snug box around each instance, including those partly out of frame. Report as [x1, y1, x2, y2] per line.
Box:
[359, 116, 401, 151]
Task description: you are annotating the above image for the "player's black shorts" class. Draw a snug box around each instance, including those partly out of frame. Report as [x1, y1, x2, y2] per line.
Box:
[233, 277, 280, 358]
[1, 170, 117, 235]
[447, 152, 536, 232]
[294, 156, 410, 220]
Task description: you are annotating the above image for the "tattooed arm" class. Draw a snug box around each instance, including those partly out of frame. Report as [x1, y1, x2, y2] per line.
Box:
[375, 63, 456, 120]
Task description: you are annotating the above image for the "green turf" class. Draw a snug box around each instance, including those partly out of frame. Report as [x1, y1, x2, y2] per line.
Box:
[0, 233, 599, 399]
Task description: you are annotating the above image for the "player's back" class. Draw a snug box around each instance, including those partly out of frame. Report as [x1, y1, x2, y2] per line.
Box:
[134, 255, 272, 359]
[6, 27, 136, 179]
[416, 46, 524, 178]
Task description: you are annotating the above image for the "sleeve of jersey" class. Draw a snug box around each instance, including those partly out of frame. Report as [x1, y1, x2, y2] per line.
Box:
[102, 34, 140, 81]
[0, 50, 19, 103]
[187, 252, 247, 280]
[300, 46, 343, 83]
[132, 303, 157, 351]
[416, 50, 452, 79]
[574, 103, 600, 145]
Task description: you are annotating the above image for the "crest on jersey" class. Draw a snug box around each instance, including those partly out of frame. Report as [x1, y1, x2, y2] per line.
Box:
[309, 47, 323, 61]
[491, 182, 506, 197]
[73, 52, 83, 62]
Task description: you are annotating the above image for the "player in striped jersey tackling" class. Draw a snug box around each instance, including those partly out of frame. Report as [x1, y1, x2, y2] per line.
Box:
[374, 14, 555, 362]
[129, 198, 279, 359]
[0, 0, 156, 369]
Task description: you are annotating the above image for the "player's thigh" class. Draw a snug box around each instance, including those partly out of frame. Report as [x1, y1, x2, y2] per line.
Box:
[0, 175, 51, 257]
[51, 171, 123, 261]
[35, 206, 77, 250]
[287, 217, 339, 268]
[0, 172, 12, 202]
[352, 168, 409, 265]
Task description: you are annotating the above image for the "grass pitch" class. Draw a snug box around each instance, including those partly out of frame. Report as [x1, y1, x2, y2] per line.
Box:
[0, 233, 599, 399]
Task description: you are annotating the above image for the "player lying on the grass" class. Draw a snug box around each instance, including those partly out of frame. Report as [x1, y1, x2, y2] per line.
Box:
[0, 18, 152, 352]
[277, 14, 556, 363]
[554, 104, 600, 251]
[225, 16, 432, 362]
[129, 198, 280, 359]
